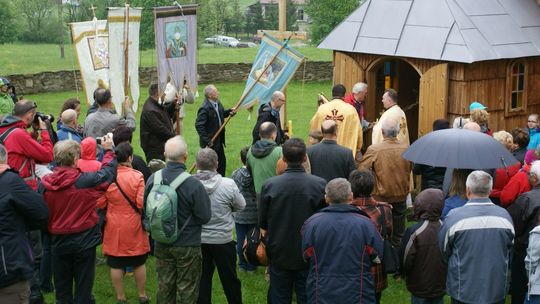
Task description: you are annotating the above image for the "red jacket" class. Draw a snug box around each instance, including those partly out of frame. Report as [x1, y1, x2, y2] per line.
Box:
[41, 150, 116, 234]
[344, 94, 364, 121]
[499, 165, 532, 208]
[76, 137, 101, 173]
[0, 116, 53, 190]
[97, 165, 149, 257]
[491, 162, 521, 199]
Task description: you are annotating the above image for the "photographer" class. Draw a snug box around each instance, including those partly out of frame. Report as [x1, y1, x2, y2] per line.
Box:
[0, 100, 53, 190]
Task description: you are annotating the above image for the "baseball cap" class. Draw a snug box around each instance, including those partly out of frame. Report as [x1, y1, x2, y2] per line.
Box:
[470, 101, 487, 111]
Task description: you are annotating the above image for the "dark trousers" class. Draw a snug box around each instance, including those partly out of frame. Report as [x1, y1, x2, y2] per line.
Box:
[214, 144, 226, 176]
[40, 230, 54, 293]
[198, 242, 242, 304]
[53, 247, 96, 304]
[28, 230, 43, 303]
[391, 201, 407, 247]
[511, 250, 527, 304]
[268, 265, 308, 304]
[235, 223, 257, 271]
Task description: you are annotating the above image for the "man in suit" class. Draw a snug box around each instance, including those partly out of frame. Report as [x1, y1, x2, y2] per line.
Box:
[307, 120, 356, 182]
[195, 84, 235, 176]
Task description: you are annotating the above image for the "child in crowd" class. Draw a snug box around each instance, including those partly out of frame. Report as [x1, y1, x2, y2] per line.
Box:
[528, 114, 540, 150]
[400, 188, 447, 304]
[231, 146, 258, 272]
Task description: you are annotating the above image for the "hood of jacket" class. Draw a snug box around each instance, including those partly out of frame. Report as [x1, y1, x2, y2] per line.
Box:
[41, 167, 80, 191]
[413, 188, 444, 221]
[531, 225, 540, 235]
[531, 128, 540, 136]
[251, 139, 277, 158]
[80, 137, 97, 160]
[0, 115, 26, 129]
[194, 170, 222, 194]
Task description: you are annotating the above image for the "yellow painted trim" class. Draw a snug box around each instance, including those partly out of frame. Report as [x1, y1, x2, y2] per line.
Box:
[107, 16, 142, 23]
[72, 29, 108, 44]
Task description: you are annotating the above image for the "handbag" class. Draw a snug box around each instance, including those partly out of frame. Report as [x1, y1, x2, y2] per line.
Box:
[242, 227, 268, 266]
[378, 206, 400, 274]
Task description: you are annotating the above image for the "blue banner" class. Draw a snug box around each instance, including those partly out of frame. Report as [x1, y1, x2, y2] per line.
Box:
[238, 33, 305, 109]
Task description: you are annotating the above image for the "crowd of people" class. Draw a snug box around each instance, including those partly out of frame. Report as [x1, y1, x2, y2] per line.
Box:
[1, 78, 540, 304]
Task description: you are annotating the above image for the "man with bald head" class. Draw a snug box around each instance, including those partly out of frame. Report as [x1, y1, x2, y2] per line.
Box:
[144, 135, 211, 303]
[463, 121, 481, 132]
[359, 118, 412, 246]
[307, 120, 356, 182]
[251, 91, 287, 145]
[247, 121, 283, 198]
[57, 109, 82, 143]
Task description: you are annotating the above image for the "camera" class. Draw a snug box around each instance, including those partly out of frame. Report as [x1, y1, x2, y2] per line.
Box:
[96, 133, 113, 145]
[34, 112, 55, 123]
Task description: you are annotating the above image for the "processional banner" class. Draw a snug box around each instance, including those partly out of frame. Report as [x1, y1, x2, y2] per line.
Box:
[69, 18, 109, 105]
[154, 4, 198, 95]
[108, 6, 142, 112]
[239, 33, 305, 109]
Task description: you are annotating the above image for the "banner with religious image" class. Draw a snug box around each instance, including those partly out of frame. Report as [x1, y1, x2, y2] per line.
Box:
[239, 33, 305, 109]
[154, 5, 198, 96]
[108, 6, 142, 112]
[69, 18, 109, 105]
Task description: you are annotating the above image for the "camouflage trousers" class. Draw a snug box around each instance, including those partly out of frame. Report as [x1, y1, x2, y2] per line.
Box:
[155, 246, 202, 304]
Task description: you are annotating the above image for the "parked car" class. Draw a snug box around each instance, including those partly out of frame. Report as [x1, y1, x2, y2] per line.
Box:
[237, 42, 256, 48]
[204, 35, 220, 44]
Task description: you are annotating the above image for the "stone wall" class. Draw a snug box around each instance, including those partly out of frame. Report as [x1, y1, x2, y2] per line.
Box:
[7, 61, 333, 95]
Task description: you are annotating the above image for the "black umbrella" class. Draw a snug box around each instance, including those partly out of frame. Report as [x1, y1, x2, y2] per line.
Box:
[402, 128, 519, 169]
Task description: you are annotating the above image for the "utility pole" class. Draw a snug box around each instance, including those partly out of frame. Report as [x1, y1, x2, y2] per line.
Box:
[278, 0, 287, 129]
[58, 0, 65, 59]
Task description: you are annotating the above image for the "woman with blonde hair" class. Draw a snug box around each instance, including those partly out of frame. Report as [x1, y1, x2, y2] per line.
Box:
[491, 131, 521, 204]
[441, 169, 473, 218]
[97, 142, 150, 304]
[470, 109, 492, 135]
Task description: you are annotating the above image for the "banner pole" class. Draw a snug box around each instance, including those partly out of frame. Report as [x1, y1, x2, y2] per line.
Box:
[189, 34, 293, 173]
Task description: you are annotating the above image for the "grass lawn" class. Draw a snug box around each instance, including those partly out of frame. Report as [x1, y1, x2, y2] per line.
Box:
[1, 43, 331, 75]
[27, 80, 485, 303]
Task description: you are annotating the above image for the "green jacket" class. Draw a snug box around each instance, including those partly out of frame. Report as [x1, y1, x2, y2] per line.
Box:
[247, 139, 282, 194]
[0, 93, 13, 116]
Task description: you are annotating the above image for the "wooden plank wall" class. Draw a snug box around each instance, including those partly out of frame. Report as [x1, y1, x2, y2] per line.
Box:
[448, 57, 540, 132]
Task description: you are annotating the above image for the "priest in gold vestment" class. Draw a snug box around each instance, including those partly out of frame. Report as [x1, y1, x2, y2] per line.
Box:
[310, 84, 362, 159]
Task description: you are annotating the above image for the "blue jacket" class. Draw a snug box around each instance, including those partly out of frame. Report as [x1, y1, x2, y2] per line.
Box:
[0, 169, 48, 288]
[528, 128, 540, 150]
[56, 125, 82, 143]
[302, 204, 383, 304]
[439, 198, 514, 304]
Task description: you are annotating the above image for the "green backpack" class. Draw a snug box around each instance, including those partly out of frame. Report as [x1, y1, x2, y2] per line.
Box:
[144, 170, 191, 244]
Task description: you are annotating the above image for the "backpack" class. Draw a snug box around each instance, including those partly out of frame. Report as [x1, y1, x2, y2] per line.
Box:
[242, 227, 268, 266]
[144, 170, 191, 244]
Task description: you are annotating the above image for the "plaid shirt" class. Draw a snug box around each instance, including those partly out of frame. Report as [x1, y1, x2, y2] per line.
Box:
[350, 197, 393, 292]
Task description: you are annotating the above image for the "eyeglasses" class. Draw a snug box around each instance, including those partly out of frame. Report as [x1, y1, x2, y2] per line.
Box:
[528, 120, 538, 123]
[278, 99, 286, 103]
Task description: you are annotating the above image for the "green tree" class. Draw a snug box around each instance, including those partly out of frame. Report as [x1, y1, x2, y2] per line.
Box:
[0, 0, 17, 44]
[244, 2, 265, 35]
[224, 0, 244, 38]
[16, 0, 62, 43]
[305, 0, 360, 45]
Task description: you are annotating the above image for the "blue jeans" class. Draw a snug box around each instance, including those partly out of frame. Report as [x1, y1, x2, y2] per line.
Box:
[268, 265, 308, 304]
[235, 223, 257, 271]
[525, 294, 540, 304]
[411, 295, 444, 304]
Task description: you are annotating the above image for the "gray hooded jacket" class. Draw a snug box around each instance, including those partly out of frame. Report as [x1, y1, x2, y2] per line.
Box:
[195, 170, 245, 244]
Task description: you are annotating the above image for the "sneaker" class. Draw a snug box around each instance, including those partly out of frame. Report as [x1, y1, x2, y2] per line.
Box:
[139, 296, 150, 304]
